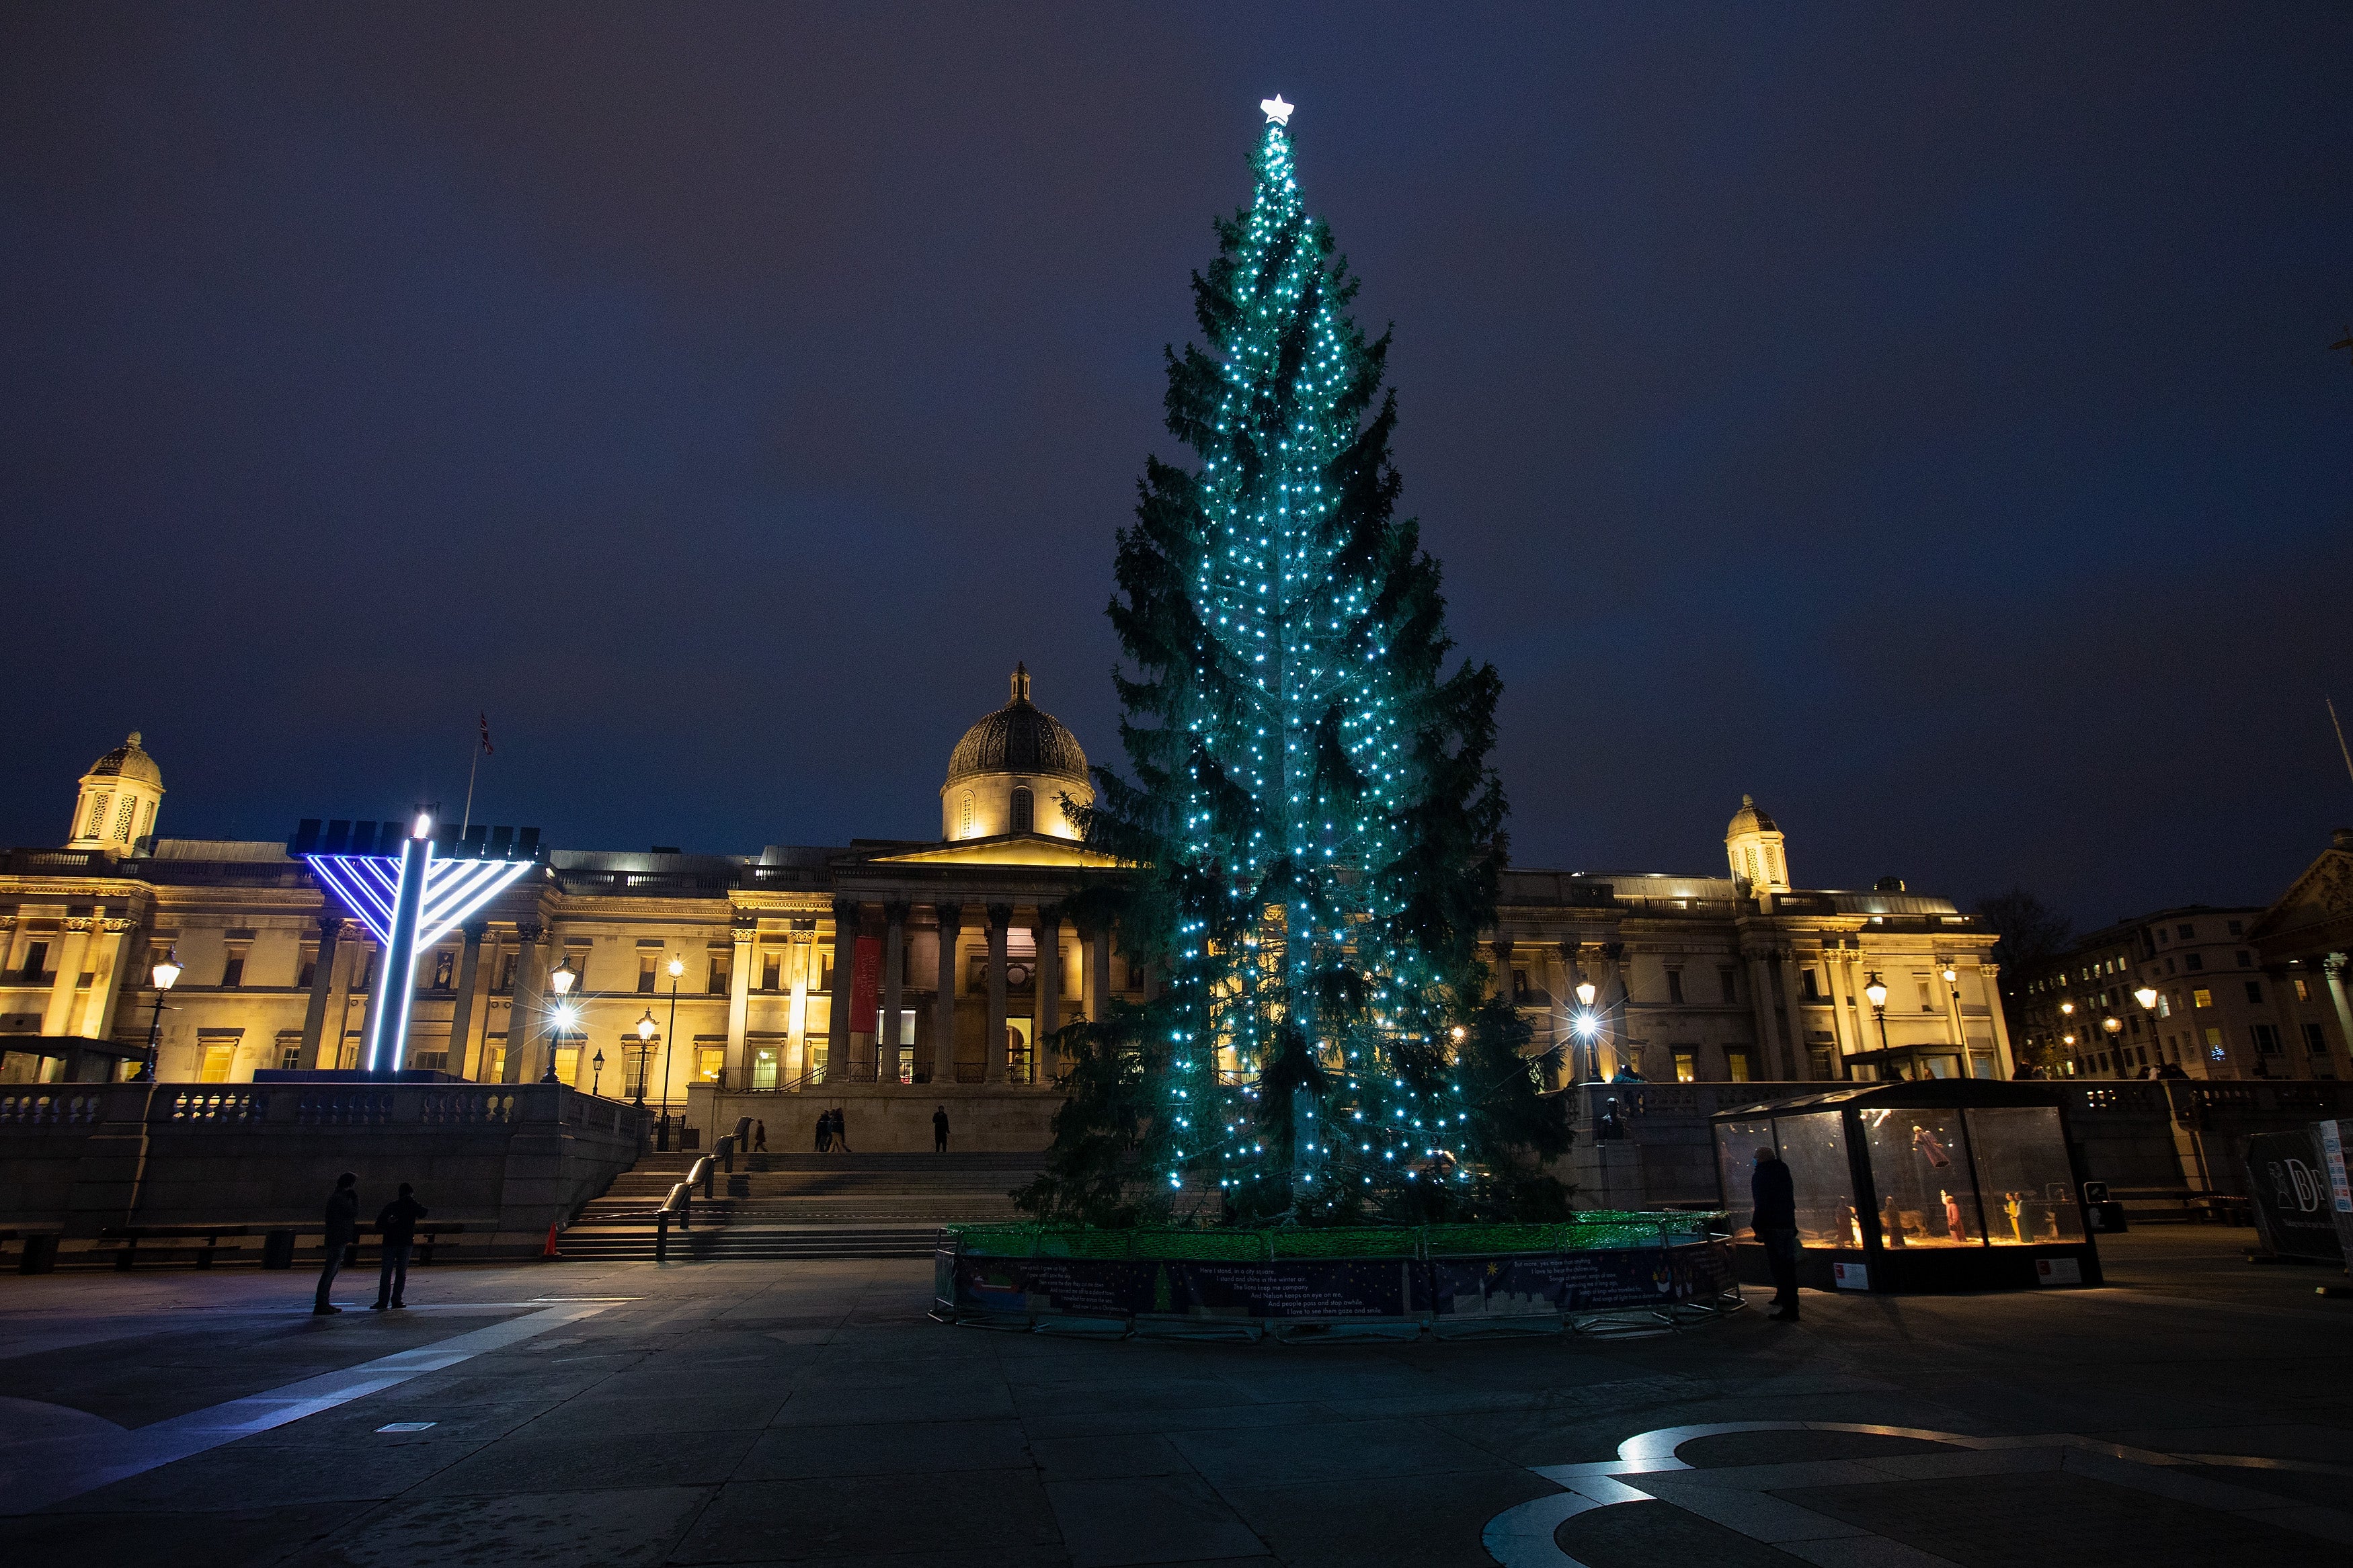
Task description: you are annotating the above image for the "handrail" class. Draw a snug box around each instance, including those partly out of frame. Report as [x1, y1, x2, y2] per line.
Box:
[653, 1153, 718, 1262]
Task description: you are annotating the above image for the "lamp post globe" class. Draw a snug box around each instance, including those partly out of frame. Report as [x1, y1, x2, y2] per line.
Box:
[655, 954, 685, 1153]
[633, 1008, 657, 1106]
[543, 958, 576, 1084]
[1864, 973, 1901, 1077]
[135, 949, 182, 1082]
[590, 1047, 605, 1098]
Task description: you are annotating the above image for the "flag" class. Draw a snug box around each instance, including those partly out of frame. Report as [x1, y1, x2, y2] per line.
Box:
[479, 713, 493, 755]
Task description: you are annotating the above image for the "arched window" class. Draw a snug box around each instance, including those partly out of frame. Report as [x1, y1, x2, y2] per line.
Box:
[86, 794, 109, 837]
[1010, 786, 1033, 833]
[960, 792, 975, 837]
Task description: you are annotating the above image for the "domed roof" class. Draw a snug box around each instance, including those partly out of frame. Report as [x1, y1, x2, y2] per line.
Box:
[1726, 793, 1778, 837]
[946, 665, 1088, 787]
[87, 731, 161, 787]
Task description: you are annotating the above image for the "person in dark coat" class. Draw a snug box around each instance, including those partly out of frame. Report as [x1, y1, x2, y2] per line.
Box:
[374, 1182, 428, 1309]
[832, 1106, 852, 1153]
[932, 1105, 950, 1153]
[814, 1110, 832, 1153]
[753, 1119, 767, 1152]
[315, 1171, 358, 1315]
[1751, 1146, 1800, 1321]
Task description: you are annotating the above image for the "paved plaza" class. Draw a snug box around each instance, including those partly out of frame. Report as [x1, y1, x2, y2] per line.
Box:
[1, 1229, 2348, 1567]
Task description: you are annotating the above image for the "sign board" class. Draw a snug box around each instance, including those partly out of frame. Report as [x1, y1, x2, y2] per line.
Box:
[849, 935, 881, 1036]
[2244, 1129, 2344, 1264]
[1831, 1260, 1870, 1291]
[2080, 1181, 2109, 1204]
[2034, 1257, 2082, 1286]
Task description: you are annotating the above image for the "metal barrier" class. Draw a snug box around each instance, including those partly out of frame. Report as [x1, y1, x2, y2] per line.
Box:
[653, 1153, 717, 1262]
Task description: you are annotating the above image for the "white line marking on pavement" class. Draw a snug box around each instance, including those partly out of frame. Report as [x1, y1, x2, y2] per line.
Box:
[0, 1301, 613, 1514]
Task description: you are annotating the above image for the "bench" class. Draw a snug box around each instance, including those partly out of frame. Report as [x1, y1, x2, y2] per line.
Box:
[97, 1223, 469, 1272]
[1, 1225, 65, 1275]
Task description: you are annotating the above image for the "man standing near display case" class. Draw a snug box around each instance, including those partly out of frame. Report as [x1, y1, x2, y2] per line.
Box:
[1753, 1146, 1800, 1321]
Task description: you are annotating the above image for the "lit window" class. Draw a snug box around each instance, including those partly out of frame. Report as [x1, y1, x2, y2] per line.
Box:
[2192, 988, 2212, 1009]
[960, 792, 975, 837]
[1011, 786, 1034, 833]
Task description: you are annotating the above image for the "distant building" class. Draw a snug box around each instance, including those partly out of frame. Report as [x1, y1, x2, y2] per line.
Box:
[1, 698, 2013, 1094]
[2012, 851, 2353, 1083]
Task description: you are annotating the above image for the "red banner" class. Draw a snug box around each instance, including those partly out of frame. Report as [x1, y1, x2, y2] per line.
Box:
[850, 935, 882, 1036]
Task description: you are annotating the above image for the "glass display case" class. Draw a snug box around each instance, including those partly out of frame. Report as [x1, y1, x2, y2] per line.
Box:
[1710, 1081, 2100, 1293]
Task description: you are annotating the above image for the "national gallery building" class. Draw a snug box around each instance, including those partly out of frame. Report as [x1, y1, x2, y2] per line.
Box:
[1, 668, 2018, 1102]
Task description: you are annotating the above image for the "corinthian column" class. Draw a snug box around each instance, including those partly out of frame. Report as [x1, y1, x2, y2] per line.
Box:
[932, 903, 963, 1084]
[985, 903, 1012, 1084]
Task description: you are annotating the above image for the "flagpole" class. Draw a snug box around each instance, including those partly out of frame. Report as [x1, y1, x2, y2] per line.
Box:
[461, 731, 481, 837]
[2329, 697, 2353, 791]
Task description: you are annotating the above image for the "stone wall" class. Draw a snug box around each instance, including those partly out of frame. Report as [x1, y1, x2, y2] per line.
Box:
[687, 1081, 1060, 1154]
[0, 1081, 644, 1257]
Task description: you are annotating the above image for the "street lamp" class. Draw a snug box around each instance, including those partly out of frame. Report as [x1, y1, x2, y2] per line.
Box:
[2102, 1014, 2123, 1075]
[658, 954, 684, 1152]
[544, 957, 576, 1083]
[590, 1047, 605, 1098]
[634, 1008, 657, 1106]
[1864, 974, 1896, 1079]
[134, 949, 181, 1081]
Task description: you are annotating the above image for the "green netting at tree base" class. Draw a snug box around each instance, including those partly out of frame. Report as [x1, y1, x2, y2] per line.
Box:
[945, 1213, 1726, 1261]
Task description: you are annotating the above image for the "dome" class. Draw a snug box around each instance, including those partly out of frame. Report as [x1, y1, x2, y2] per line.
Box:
[946, 665, 1089, 787]
[1726, 793, 1778, 837]
[87, 731, 162, 787]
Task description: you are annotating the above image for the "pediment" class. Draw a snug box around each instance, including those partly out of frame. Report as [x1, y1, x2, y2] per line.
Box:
[2247, 845, 2353, 948]
[869, 833, 1125, 868]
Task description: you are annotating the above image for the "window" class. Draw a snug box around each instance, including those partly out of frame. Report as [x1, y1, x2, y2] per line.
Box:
[432, 951, 455, 990]
[220, 953, 245, 988]
[818, 952, 834, 990]
[86, 794, 109, 836]
[296, 950, 318, 989]
[1801, 969, 1824, 1002]
[2192, 988, 2212, 1009]
[2185, 953, 2203, 971]
[1511, 967, 1529, 1000]
[1916, 976, 1936, 1011]
[752, 1043, 781, 1089]
[20, 942, 47, 980]
[1672, 1048, 1696, 1083]
[113, 797, 136, 840]
[279, 1042, 301, 1071]
[1719, 967, 1738, 1003]
[1666, 969, 1685, 1005]
[494, 953, 516, 993]
[411, 1050, 448, 1071]
[2305, 1023, 2327, 1055]
[2227, 920, 2243, 936]
[200, 1044, 236, 1082]
[2178, 923, 2195, 940]
[637, 956, 657, 995]
[694, 1045, 725, 1083]
[2236, 951, 2252, 968]
[352, 950, 374, 990]
[1010, 786, 1033, 833]
[2251, 1024, 2282, 1056]
[2203, 1026, 2224, 1057]
[708, 955, 729, 994]
[1808, 1045, 1835, 1079]
[762, 955, 781, 991]
[959, 792, 975, 837]
[2244, 980, 2264, 1004]
[2295, 977, 2311, 1003]
[1724, 1049, 1751, 1083]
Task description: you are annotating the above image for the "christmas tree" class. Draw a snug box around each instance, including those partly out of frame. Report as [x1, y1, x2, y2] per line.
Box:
[1028, 97, 1564, 1227]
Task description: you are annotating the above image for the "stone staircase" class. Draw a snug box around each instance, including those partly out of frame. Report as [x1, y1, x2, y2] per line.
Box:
[556, 1150, 1042, 1263]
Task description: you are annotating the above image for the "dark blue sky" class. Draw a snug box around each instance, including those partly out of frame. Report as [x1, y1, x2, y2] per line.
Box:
[4, 5, 2348, 929]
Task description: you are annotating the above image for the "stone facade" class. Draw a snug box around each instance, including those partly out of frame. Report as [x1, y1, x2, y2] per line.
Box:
[2, 691, 2019, 1133]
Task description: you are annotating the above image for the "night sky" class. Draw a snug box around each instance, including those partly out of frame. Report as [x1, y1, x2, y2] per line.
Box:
[4, 6, 2349, 930]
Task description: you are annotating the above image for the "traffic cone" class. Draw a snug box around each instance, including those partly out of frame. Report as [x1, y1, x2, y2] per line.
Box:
[543, 1221, 561, 1259]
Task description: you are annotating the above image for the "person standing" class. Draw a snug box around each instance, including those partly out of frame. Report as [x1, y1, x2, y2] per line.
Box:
[373, 1182, 427, 1310]
[314, 1171, 358, 1315]
[833, 1106, 852, 1153]
[933, 1105, 950, 1153]
[814, 1110, 831, 1153]
[753, 1119, 767, 1153]
[1751, 1145, 1800, 1322]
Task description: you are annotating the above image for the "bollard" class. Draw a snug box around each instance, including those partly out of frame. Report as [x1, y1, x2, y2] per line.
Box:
[655, 1212, 669, 1262]
[719, 1133, 734, 1174]
[19, 1235, 58, 1275]
[261, 1229, 296, 1270]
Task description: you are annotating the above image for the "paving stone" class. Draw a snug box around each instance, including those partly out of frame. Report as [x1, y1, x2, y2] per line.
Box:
[672, 1471, 1062, 1563]
[1047, 1474, 1267, 1566]
[288, 1483, 711, 1568]
[734, 1419, 1032, 1481]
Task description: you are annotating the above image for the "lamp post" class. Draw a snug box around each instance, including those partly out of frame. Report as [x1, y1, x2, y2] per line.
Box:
[2102, 1014, 2124, 1076]
[2059, 999, 2077, 1077]
[658, 954, 684, 1152]
[545, 956, 576, 1083]
[1572, 976, 1599, 1083]
[1864, 974, 1897, 1079]
[634, 1008, 656, 1106]
[590, 1047, 605, 1098]
[1941, 963, 1966, 1076]
[2134, 985, 2163, 1069]
[134, 949, 181, 1081]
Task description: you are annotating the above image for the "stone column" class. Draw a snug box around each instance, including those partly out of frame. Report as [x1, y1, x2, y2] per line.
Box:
[1981, 961, 2018, 1078]
[932, 903, 963, 1084]
[985, 903, 1012, 1083]
[77, 916, 135, 1040]
[1597, 945, 1628, 1079]
[445, 921, 488, 1079]
[503, 922, 546, 1083]
[1491, 936, 1515, 1007]
[41, 919, 92, 1038]
[1090, 921, 1114, 1023]
[1743, 947, 1782, 1079]
[298, 917, 345, 1070]
[829, 897, 861, 1081]
[881, 901, 910, 1085]
[1777, 951, 1812, 1080]
[726, 919, 754, 1088]
[1034, 902, 1063, 1081]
